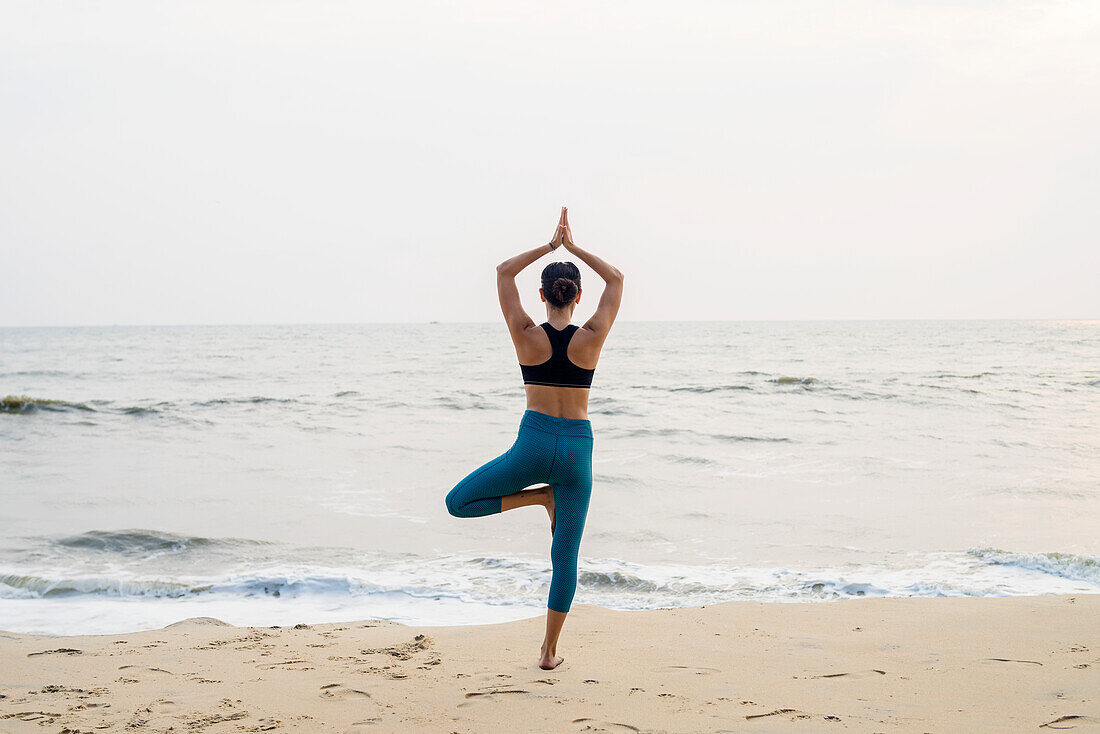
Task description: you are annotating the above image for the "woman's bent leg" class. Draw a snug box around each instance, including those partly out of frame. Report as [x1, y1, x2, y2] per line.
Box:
[445, 428, 552, 518]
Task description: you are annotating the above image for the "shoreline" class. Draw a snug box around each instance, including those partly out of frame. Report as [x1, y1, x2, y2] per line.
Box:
[2, 594, 1097, 732]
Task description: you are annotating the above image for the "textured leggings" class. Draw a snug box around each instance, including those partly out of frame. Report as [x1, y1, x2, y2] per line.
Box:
[445, 410, 593, 613]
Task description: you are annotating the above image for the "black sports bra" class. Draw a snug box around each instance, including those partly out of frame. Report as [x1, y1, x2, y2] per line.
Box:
[519, 323, 595, 389]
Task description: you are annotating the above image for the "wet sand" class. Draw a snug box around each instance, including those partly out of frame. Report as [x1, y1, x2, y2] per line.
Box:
[1, 594, 1098, 733]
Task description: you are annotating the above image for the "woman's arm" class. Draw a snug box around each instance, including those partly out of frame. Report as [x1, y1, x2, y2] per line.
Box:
[496, 241, 557, 279]
[496, 242, 553, 337]
[496, 211, 566, 338]
[561, 208, 623, 336]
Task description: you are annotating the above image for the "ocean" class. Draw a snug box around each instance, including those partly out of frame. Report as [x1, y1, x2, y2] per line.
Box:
[1, 320, 1097, 635]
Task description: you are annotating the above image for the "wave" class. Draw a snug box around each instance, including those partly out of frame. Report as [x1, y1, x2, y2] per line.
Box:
[771, 376, 817, 385]
[6, 548, 1097, 608]
[966, 548, 1100, 585]
[709, 432, 791, 443]
[0, 369, 74, 378]
[120, 405, 162, 416]
[922, 383, 981, 395]
[667, 454, 718, 466]
[0, 574, 197, 599]
[0, 563, 738, 603]
[2, 395, 304, 418]
[576, 567, 713, 595]
[192, 396, 296, 408]
[1, 396, 170, 416]
[1, 395, 94, 414]
[630, 376, 820, 393]
[54, 530, 271, 556]
[615, 427, 790, 443]
[666, 385, 752, 393]
[0, 571, 395, 600]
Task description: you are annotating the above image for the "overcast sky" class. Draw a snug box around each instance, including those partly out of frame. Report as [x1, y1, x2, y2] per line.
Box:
[1, 0, 1097, 326]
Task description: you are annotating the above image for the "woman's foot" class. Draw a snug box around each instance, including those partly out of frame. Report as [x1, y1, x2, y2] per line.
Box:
[539, 647, 564, 670]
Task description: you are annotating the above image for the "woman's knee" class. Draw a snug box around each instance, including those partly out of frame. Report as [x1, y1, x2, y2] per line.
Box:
[445, 486, 466, 517]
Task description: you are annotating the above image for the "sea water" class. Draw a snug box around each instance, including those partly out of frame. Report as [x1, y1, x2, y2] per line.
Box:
[1, 321, 1097, 634]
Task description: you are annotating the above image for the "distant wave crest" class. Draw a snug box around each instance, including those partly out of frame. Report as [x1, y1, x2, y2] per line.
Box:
[615, 426, 790, 443]
[57, 529, 273, 555]
[772, 376, 817, 385]
[666, 385, 752, 394]
[1, 395, 306, 419]
[1, 395, 94, 414]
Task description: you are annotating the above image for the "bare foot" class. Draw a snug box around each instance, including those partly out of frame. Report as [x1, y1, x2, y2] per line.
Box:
[539, 652, 564, 670]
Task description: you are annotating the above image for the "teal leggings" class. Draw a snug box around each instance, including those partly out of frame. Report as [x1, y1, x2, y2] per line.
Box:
[445, 410, 593, 613]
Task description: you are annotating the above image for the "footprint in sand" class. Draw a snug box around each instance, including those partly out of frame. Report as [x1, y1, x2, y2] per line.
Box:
[744, 708, 844, 724]
[186, 710, 249, 728]
[572, 718, 641, 732]
[654, 665, 720, 675]
[458, 687, 532, 708]
[344, 719, 382, 732]
[745, 708, 812, 721]
[1040, 714, 1100, 729]
[319, 683, 371, 700]
[257, 659, 313, 671]
[118, 665, 174, 675]
[27, 648, 82, 657]
[361, 634, 432, 661]
[464, 688, 530, 699]
[798, 669, 886, 679]
[145, 698, 180, 713]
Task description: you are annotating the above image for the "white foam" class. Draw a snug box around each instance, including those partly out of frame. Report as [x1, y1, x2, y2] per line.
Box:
[2, 549, 1098, 635]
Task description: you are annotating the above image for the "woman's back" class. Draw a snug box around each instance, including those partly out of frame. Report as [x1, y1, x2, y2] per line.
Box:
[518, 321, 604, 419]
[497, 209, 623, 420]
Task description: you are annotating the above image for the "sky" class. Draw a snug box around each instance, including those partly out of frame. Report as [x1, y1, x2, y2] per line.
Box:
[1, 0, 1098, 326]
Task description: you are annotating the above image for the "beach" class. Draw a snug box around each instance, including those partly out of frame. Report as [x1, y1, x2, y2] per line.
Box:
[2, 594, 1097, 733]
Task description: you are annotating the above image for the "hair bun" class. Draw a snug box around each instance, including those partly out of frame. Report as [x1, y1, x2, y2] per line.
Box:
[540, 261, 581, 308]
[551, 277, 579, 304]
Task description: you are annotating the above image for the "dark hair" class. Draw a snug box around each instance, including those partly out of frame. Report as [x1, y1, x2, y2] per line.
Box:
[541, 261, 581, 309]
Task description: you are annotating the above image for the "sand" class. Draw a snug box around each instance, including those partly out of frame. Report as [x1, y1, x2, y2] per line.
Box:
[1, 594, 1097, 733]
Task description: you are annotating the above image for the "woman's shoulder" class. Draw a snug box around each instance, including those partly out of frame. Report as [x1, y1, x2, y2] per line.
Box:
[566, 322, 606, 369]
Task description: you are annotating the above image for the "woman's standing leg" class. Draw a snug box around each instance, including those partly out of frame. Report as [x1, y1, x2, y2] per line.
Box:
[539, 433, 594, 669]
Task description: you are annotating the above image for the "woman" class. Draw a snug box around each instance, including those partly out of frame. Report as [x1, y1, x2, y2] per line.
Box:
[445, 206, 624, 670]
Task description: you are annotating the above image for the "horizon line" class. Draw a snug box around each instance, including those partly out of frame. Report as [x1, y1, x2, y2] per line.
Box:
[1, 317, 1097, 329]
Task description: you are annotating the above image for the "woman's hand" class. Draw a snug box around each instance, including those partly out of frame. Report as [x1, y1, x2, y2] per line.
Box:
[561, 206, 577, 252]
[548, 207, 567, 250]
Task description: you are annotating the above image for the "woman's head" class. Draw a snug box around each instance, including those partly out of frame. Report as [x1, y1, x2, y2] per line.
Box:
[541, 261, 581, 309]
